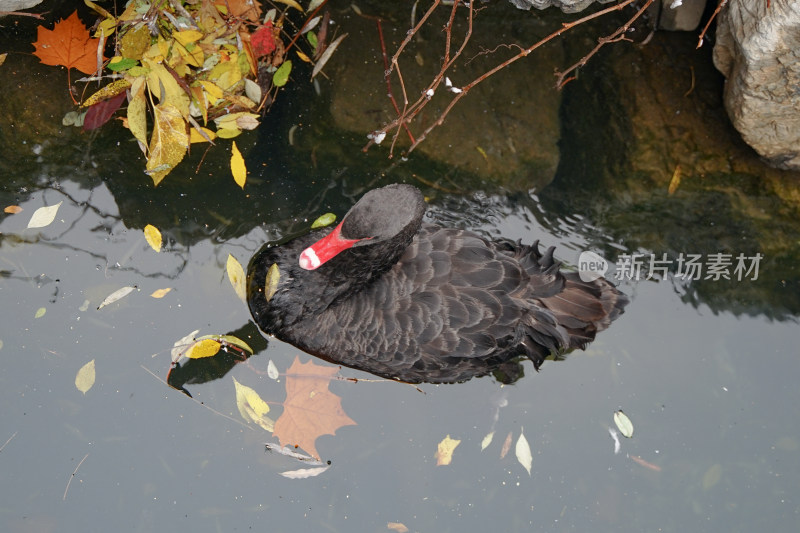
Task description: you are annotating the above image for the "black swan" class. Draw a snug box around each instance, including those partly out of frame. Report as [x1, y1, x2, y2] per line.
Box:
[247, 184, 627, 383]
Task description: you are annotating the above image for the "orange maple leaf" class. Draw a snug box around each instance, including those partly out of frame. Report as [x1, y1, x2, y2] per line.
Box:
[273, 357, 357, 460]
[32, 11, 103, 75]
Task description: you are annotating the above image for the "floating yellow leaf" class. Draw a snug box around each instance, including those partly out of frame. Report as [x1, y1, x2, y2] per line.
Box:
[189, 127, 216, 143]
[150, 288, 172, 298]
[173, 30, 203, 46]
[144, 224, 162, 252]
[186, 338, 221, 359]
[81, 79, 131, 108]
[146, 103, 188, 186]
[296, 50, 311, 63]
[27, 201, 62, 229]
[127, 77, 147, 147]
[197, 334, 253, 355]
[614, 410, 634, 438]
[231, 141, 247, 189]
[516, 428, 532, 475]
[75, 359, 96, 394]
[265, 263, 280, 301]
[34, 307, 46, 318]
[435, 435, 461, 466]
[227, 254, 246, 302]
[4, 205, 22, 214]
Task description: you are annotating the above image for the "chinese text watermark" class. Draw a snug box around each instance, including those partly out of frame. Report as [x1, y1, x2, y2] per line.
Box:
[578, 251, 763, 282]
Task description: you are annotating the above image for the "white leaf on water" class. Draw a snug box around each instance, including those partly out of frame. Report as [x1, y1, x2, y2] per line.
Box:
[171, 329, 199, 362]
[27, 201, 63, 229]
[279, 465, 330, 479]
[515, 427, 532, 475]
[614, 410, 634, 438]
[480, 431, 494, 451]
[267, 359, 279, 380]
[97, 285, 137, 310]
[75, 359, 96, 394]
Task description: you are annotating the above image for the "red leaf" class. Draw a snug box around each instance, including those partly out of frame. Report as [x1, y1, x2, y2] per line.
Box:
[31, 11, 104, 75]
[251, 22, 277, 57]
[83, 92, 126, 131]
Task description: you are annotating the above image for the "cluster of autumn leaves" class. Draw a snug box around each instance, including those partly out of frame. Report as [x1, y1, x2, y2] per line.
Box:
[31, 0, 335, 186]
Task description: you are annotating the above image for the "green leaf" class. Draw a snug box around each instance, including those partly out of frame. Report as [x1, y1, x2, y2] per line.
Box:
[306, 31, 317, 50]
[311, 212, 336, 229]
[614, 410, 634, 438]
[107, 57, 137, 71]
[273, 60, 292, 87]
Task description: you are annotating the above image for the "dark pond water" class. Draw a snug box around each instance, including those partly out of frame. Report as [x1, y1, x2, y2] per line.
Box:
[2, 4, 799, 533]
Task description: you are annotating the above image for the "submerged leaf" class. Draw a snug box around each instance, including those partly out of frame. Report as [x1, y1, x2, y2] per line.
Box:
[614, 410, 634, 438]
[435, 435, 461, 466]
[144, 224, 162, 252]
[34, 307, 46, 318]
[27, 201, 62, 229]
[515, 428, 532, 475]
[97, 285, 137, 309]
[75, 359, 96, 394]
[499, 431, 513, 459]
[227, 254, 247, 302]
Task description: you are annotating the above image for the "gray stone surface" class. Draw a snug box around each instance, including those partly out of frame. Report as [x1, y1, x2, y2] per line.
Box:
[713, 0, 800, 170]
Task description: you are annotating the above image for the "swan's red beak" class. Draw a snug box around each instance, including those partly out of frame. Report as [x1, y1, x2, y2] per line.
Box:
[299, 221, 367, 270]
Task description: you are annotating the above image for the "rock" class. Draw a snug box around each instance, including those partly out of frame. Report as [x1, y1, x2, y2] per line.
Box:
[508, 0, 614, 13]
[713, 0, 800, 170]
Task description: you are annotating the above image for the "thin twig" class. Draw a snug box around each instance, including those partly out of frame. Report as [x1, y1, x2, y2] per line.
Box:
[140, 365, 254, 430]
[697, 0, 728, 49]
[0, 431, 18, 453]
[555, 0, 653, 88]
[63, 453, 89, 501]
[363, 0, 649, 157]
